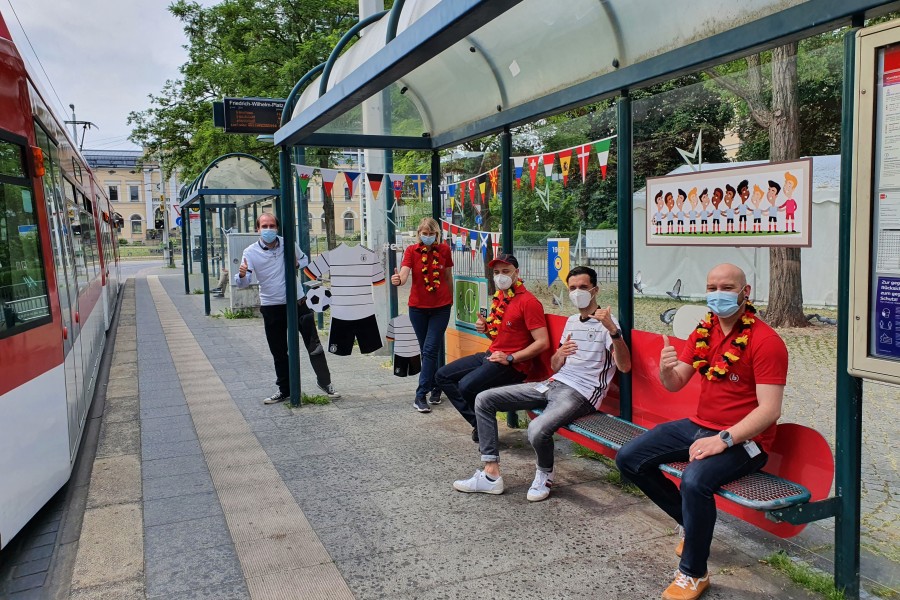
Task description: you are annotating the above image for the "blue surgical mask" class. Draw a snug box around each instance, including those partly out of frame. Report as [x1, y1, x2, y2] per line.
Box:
[706, 290, 742, 318]
[420, 234, 436, 245]
[260, 229, 278, 244]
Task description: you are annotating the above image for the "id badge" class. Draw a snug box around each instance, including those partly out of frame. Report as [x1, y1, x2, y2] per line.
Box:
[534, 382, 550, 394]
[743, 440, 761, 458]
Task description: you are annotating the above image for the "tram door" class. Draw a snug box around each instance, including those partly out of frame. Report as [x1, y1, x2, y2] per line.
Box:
[36, 128, 84, 458]
[66, 186, 92, 430]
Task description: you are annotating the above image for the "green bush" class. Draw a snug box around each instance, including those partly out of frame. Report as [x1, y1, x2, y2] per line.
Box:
[118, 238, 129, 246]
[513, 230, 580, 246]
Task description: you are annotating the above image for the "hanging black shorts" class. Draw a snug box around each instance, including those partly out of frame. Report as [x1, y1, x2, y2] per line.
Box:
[393, 354, 422, 377]
[328, 314, 384, 356]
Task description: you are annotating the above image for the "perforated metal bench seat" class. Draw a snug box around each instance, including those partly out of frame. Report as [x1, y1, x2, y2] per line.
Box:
[531, 409, 812, 511]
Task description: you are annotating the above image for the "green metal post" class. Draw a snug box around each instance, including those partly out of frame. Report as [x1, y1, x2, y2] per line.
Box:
[280, 146, 302, 407]
[294, 146, 322, 329]
[385, 163, 398, 320]
[835, 24, 864, 599]
[199, 195, 211, 316]
[431, 150, 446, 370]
[500, 127, 514, 254]
[181, 216, 189, 294]
[616, 92, 634, 422]
[186, 209, 193, 274]
[501, 126, 518, 429]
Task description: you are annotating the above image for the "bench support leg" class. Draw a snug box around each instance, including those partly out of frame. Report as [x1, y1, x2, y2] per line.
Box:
[506, 410, 519, 429]
[767, 497, 840, 526]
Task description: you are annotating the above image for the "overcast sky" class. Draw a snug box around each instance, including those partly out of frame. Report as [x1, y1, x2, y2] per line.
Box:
[4, 0, 213, 151]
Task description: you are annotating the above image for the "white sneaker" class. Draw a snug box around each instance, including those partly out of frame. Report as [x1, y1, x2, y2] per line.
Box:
[452, 469, 504, 494]
[526, 469, 554, 502]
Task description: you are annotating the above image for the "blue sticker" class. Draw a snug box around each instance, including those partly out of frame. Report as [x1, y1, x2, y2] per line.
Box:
[875, 277, 900, 359]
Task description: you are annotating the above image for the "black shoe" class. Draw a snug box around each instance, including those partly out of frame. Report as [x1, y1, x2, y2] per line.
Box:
[414, 398, 431, 413]
[427, 391, 442, 405]
[263, 391, 289, 405]
[316, 382, 341, 399]
[471, 428, 479, 443]
[309, 342, 324, 356]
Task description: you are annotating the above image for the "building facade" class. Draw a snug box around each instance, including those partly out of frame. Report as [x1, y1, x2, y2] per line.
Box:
[83, 149, 181, 244]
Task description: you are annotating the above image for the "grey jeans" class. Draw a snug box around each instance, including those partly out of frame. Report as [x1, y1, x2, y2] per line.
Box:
[474, 380, 596, 472]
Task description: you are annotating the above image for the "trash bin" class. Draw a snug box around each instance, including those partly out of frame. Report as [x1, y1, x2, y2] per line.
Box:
[192, 248, 202, 262]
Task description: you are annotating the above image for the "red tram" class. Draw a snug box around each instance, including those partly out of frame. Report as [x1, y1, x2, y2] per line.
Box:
[0, 12, 121, 548]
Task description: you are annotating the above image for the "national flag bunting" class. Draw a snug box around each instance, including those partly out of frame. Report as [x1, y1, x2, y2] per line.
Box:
[576, 144, 592, 183]
[526, 155, 540, 189]
[320, 168, 338, 197]
[512, 156, 524, 188]
[367, 173, 384, 199]
[558, 149, 572, 186]
[344, 171, 360, 197]
[594, 138, 612, 179]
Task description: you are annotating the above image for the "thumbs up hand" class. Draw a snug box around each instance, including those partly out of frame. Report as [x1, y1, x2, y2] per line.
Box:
[660, 334, 679, 374]
[559, 332, 577, 357]
[238, 258, 248, 279]
[390, 267, 402, 286]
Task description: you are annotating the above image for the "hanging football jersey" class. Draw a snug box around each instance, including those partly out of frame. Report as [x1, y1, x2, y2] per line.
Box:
[385, 314, 421, 377]
[304, 243, 385, 355]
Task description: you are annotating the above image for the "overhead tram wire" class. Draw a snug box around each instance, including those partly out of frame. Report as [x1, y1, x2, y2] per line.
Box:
[5, 0, 69, 120]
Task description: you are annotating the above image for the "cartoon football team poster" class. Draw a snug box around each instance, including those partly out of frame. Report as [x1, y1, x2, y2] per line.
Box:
[646, 158, 812, 247]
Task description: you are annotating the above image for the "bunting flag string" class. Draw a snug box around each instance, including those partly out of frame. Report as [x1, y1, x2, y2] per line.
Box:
[593, 138, 612, 179]
[577, 144, 592, 183]
[294, 165, 315, 195]
[319, 168, 338, 197]
[489, 167, 499, 198]
[408, 174, 427, 198]
[512, 156, 525, 188]
[527, 155, 540, 189]
[541, 152, 556, 178]
[558, 149, 573, 187]
[366, 173, 384, 199]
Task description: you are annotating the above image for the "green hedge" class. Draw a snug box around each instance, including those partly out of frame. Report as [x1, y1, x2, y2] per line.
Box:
[513, 230, 580, 245]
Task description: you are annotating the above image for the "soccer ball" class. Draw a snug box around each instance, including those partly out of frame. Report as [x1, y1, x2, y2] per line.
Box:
[306, 286, 332, 313]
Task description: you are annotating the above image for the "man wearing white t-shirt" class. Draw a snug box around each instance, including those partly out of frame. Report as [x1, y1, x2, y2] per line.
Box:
[452, 266, 631, 501]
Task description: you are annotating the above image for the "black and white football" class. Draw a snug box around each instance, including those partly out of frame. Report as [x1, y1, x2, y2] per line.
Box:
[306, 287, 332, 313]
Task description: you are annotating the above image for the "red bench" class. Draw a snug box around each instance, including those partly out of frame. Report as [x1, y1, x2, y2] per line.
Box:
[526, 315, 835, 538]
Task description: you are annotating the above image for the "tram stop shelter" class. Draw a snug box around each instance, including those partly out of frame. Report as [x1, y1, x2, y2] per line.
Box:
[178, 153, 280, 316]
[265, 0, 900, 596]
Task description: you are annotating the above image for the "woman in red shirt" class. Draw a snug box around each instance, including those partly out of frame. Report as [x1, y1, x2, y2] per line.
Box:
[390, 217, 454, 413]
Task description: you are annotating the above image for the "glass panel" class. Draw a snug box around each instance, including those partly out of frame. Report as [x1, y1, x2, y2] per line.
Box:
[108, 185, 118, 201]
[0, 138, 50, 337]
[129, 185, 140, 202]
[65, 182, 89, 290]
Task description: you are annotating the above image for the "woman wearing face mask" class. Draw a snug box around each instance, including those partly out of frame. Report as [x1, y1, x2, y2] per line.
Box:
[391, 218, 454, 413]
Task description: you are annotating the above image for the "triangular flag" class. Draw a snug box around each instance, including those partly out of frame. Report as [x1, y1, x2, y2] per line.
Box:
[448, 183, 457, 200]
[367, 173, 384, 198]
[593, 138, 612, 179]
[470, 237, 477, 258]
[320, 168, 338, 196]
[294, 165, 315, 195]
[468, 179, 476, 206]
[409, 174, 427, 198]
[389, 173, 406, 201]
[490, 231, 500, 253]
[576, 144, 592, 183]
[480, 232, 490, 259]
[442, 221, 450, 235]
[512, 157, 525, 188]
[526, 155, 540, 189]
[477, 174, 487, 202]
[558, 149, 573, 187]
[489, 167, 499, 197]
[343, 171, 360, 197]
[541, 152, 556, 178]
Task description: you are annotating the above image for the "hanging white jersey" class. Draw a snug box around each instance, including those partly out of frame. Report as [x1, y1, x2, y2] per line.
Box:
[386, 315, 421, 358]
[303, 242, 385, 320]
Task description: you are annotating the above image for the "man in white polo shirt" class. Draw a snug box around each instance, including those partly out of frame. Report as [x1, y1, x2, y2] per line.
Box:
[452, 266, 631, 501]
[234, 213, 339, 404]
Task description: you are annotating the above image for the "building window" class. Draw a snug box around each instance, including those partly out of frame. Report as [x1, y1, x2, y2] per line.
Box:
[319, 213, 325, 231]
[129, 185, 140, 202]
[130, 214, 142, 234]
[343, 211, 355, 234]
[108, 184, 119, 201]
[344, 187, 351, 201]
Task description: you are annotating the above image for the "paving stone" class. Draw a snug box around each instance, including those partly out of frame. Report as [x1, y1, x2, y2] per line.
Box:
[142, 453, 209, 480]
[143, 491, 223, 527]
[145, 515, 233, 557]
[145, 543, 244, 598]
[69, 577, 145, 600]
[142, 438, 202, 461]
[146, 580, 250, 600]
[96, 420, 140, 458]
[102, 395, 140, 423]
[86, 454, 142, 508]
[143, 470, 215, 501]
[70, 503, 143, 590]
[140, 424, 198, 446]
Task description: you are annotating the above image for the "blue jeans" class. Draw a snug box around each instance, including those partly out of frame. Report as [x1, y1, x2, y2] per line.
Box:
[408, 304, 451, 400]
[615, 419, 768, 578]
[475, 380, 596, 471]
[434, 352, 526, 428]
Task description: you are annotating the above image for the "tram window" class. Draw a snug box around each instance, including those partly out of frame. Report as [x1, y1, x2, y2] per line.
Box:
[67, 183, 88, 290]
[78, 193, 98, 277]
[0, 136, 51, 338]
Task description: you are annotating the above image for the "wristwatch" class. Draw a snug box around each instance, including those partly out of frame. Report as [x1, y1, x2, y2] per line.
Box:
[609, 329, 622, 339]
[718, 430, 734, 448]
[506, 354, 515, 365]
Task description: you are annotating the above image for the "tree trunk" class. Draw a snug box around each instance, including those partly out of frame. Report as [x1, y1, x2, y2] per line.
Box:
[766, 43, 808, 327]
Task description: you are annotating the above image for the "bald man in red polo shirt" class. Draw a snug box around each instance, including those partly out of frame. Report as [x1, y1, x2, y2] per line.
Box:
[434, 254, 549, 441]
[616, 263, 788, 600]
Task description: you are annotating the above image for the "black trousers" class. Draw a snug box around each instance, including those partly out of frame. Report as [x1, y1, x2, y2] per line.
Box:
[260, 300, 331, 394]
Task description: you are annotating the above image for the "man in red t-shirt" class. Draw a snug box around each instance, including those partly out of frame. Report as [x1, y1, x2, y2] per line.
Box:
[435, 254, 549, 441]
[616, 263, 787, 600]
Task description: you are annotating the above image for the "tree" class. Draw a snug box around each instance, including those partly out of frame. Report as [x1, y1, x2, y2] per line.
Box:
[708, 44, 809, 327]
[127, 0, 358, 192]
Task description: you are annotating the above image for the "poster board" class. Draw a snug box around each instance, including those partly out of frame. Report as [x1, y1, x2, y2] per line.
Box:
[645, 159, 812, 247]
[849, 21, 900, 385]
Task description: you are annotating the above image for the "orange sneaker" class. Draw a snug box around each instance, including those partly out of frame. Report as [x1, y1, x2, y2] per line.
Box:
[662, 570, 710, 600]
[675, 525, 684, 557]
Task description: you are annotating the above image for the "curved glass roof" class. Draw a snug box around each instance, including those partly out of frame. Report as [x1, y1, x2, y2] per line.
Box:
[278, 0, 890, 149]
[180, 154, 278, 208]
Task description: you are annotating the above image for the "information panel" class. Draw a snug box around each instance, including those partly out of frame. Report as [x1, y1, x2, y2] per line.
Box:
[849, 22, 900, 385]
[222, 97, 286, 134]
